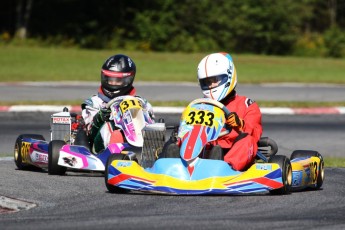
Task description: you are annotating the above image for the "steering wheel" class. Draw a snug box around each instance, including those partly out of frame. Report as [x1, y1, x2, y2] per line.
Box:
[188, 98, 231, 117]
[187, 98, 232, 136]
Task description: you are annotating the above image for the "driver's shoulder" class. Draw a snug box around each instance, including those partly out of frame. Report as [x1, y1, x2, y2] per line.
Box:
[234, 95, 256, 107]
[82, 95, 105, 109]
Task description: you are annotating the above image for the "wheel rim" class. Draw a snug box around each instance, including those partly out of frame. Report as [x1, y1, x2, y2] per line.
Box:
[319, 161, 325, 182]
[14, 143, 19, 161]
[286, 164, 292, 187]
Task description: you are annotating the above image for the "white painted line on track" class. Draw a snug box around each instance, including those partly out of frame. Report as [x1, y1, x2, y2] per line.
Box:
[0, 196, 37, 214]
[0, 157, 13, 161]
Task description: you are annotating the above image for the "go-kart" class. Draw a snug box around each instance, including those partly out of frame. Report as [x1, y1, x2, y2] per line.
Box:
[105, 98, 324, 195]
[14, 95, 165, 175]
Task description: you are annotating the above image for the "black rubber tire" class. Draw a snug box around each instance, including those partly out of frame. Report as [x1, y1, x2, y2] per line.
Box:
[105, 153, 129, 194]
[14, 134, 45, 170]
[290, 150, 324, 189]
[48, 140, 67, 175]
[268, 155, 292, 195]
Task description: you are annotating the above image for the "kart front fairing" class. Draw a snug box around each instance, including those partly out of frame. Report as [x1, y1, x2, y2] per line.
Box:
[109, 96, 153, 147]
[108, 159, 285, 194]
[178, 102, 225, 161]
[56, 96, 152, 172]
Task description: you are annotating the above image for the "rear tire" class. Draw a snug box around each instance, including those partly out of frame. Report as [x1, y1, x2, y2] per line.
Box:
[48, 140, 67, 175]
[105, 153, 129, 194]
[290, 150, 324, 189]
[269, 155, 292, 195]
[14, 134, 45, 170]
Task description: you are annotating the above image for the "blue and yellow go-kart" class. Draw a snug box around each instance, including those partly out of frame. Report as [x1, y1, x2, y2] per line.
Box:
[105, 98, 324, 195]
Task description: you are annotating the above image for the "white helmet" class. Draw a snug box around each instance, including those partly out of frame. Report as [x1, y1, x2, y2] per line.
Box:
[197, 52, 237, 101]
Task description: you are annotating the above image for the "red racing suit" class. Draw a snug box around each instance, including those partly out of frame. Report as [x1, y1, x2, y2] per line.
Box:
[210, 93, 263, 171]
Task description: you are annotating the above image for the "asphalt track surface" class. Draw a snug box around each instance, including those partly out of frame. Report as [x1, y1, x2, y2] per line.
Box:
[0, 161, 344, 230]
[1, 113, 345, 229]
[1, 82, 345, 229]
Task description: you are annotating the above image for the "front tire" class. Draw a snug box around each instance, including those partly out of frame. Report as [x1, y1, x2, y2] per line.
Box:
[290, 150, 324, 189]
[48, 140, 67, 175]
[269, 155, 292, 195]
[105, 153, 129, 194]
[14, 134, 45, 170]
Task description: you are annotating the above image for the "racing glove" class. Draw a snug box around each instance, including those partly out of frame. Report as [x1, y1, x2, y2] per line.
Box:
[93, 108, 111, 127]
[226, 112, 244, 131]
[89, 108, 111, 141]
[99, 108, 111, 122]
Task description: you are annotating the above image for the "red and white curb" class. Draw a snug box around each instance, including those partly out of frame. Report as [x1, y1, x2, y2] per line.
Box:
[0, 105, 345, 115]
[260, 107, 345, 115]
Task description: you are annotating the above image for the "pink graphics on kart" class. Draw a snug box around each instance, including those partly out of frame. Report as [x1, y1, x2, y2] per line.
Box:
[108, 95, 154, 147]
[14, 95, 156, 174]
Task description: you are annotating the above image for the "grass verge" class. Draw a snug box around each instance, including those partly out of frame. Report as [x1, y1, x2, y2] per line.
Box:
[1, 45, 345, 84]
[324, 157, 345, 168]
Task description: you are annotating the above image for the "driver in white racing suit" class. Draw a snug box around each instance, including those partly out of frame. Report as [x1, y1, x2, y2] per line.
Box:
[81, 54, 154, 154]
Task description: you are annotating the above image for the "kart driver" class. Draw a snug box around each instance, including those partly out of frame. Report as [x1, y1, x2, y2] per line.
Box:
[197, 52, 263, 171]
[163, 52, 262, 171]
[81, 54, 154, 154]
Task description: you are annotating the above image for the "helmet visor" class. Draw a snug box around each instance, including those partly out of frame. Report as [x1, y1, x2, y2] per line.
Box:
[106, 76, 134, 87]
[199, 74, 228, 90]
[102, 70, 134, 88]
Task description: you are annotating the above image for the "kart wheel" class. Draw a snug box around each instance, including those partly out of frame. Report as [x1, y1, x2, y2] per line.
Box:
[48, 140, 67, 175]
[290, 150, 324, 189]
[268, 155, 292, 195]
[14, 134, 45, 170]
[105, 154, 129, 194]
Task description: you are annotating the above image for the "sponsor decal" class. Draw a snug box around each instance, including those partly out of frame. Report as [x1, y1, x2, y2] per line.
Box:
[33, 151, 48, 163]
[292, 171, 303, 186]
[248, 144, 254, 160]
[52, 117, 71, 124]
[255, 164, 272, 170]
[63, 156, 77, 166]
[116, 161, 132, 167]
[245, 98, 254, 107]
[192, 103, 211, 111]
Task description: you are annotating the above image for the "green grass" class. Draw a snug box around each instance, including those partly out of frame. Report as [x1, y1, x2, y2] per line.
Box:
[324, 157, 345, 168]
[1, 45, 345, 84]
[1, 45, 345, 107]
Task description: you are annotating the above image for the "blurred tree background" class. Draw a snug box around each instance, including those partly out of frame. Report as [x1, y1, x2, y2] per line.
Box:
[1, 0, 345, 57]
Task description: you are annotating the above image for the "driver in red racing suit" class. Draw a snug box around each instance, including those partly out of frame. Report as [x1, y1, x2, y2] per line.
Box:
[197, 52, 262, 171]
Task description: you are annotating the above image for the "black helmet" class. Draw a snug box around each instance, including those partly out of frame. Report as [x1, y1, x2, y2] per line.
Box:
[100, 54, 136, 98]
